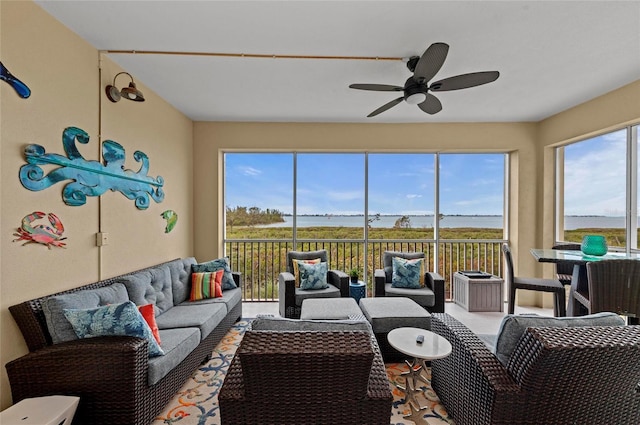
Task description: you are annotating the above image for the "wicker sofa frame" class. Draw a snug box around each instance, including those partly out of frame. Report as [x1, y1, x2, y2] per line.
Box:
[6, 258, 242, 425]
[430, 313, 640, 425]
[219, 329, 392, 424]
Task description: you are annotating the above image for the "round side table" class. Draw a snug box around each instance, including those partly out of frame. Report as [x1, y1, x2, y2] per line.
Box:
[349, 280, 366, 304]
[387, 327, 452, 411]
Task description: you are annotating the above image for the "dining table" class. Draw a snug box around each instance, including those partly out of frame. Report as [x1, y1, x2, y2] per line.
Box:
[530, 248, 640, 316]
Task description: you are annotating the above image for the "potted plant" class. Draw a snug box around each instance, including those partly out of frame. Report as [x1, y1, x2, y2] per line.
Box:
[349, 268, 360, 283]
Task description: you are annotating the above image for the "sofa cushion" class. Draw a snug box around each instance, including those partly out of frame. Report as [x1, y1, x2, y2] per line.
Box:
[148, 327, 201, 385]
[63, 301, 164, 357]
[42, 283, 129, 344]
[183, 286, 242, 313]
[192, 257, 237, 290]
[155, 302, 227, 340]
[494, 312, 626, 366]
[167, 257, 196, 305]
[138, 303, 161, 344]
[190, 271, 224, 301]
[119, 265, 174, 316]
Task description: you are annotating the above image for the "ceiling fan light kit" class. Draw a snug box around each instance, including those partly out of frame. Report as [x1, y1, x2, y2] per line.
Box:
[349, 42, 500, 117]
[106, 72, 145, 103]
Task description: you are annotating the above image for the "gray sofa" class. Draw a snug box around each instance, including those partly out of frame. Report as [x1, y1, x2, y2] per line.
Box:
[6, 257, 242, 425]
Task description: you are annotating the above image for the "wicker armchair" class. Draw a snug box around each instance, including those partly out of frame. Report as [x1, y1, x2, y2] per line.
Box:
[584, 259, 640, 325]
[373, 250, 445, 313]
[430, 313, 640, 425]
[278, 250, 349, 318]
[219, 329, 392, 424]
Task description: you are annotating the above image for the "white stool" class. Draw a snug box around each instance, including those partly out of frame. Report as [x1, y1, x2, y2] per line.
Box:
[0, 395, 80, 425]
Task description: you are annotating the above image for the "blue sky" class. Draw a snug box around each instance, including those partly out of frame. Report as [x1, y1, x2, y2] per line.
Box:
[563, 129, 627, 216]
[225, 153, 505, 215]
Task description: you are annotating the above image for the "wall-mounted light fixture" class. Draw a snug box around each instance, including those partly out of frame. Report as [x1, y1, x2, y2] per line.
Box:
[105, 72, 145, 102]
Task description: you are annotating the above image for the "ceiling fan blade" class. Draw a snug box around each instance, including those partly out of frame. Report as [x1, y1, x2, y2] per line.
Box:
[349, 83, 403, 92]
[413, 42, 449, 84]
[417, 93, 442, 115]
[430, 71, 500, 91]
[367, 96, 404, 117]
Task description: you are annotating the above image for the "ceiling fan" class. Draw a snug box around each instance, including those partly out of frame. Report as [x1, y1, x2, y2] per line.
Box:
[349, 42, 499, 117]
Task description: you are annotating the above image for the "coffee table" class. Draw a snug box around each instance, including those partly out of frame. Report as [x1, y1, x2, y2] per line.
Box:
[387, 327, 452, 410]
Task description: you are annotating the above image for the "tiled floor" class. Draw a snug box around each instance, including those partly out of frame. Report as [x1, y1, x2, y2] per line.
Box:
[242, 300, 553, 336]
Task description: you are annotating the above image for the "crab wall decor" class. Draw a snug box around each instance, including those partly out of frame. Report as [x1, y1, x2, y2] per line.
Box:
[13, 211, 66, 249]
[19, 126, 164, 209]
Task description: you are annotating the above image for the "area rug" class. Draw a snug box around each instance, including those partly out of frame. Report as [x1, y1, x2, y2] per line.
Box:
[152, 320, 454, 425]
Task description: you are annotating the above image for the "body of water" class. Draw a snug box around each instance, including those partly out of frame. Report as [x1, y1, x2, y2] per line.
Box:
[258, 215, 627, 230]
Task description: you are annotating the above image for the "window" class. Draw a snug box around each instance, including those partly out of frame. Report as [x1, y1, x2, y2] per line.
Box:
[224, 151, 507, 300]
[556, 126, 639, 251]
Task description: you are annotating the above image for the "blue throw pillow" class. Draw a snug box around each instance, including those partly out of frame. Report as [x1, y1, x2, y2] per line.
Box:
[192, 257, 237, 290]
[298, 261, 329, 290]
[63, 301, 164, 357]
[391, 256, 422, 288]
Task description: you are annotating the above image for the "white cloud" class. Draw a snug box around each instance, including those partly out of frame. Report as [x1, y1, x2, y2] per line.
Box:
[406, 194, 422, 199]
[238, 166, 261, 176]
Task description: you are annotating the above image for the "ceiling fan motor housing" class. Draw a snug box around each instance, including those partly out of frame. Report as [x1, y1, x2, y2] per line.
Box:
[403, 77, 428, 104]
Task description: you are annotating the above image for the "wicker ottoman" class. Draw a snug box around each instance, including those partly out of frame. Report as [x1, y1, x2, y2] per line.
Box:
[359, 297, 431, 362]
[300, 297, 363, 320]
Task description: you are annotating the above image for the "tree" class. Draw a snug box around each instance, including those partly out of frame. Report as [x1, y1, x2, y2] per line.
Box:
[393, 215, 411, 229]
[368, 213, 381, 229]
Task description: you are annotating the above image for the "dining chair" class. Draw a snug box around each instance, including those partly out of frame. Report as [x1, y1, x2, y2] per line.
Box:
[502, 243, 566, 316]
[585, 259, 640, 325]
[551, 243, 582, 286]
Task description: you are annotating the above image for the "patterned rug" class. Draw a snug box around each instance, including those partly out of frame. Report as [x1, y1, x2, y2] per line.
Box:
[152, 320, 454, 425]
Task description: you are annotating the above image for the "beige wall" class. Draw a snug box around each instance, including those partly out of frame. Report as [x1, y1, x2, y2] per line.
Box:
[0, 1, 193, 408]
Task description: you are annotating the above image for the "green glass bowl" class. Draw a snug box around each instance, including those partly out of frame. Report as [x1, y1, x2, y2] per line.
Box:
[581, 235, 608, 256]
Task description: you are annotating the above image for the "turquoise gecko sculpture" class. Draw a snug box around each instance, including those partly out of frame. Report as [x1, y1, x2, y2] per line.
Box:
[19, 126, 164, 209]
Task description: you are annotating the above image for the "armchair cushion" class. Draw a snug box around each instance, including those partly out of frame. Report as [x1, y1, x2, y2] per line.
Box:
[298, 261, 329, 290]
[295, 285, 341, 306]
[383, 251, 425, 283]
[292, 258, 322, 287]
[494, 312, 625, 366]
[287, 250, 328, 273]
[192, 257, 237, 290]
[391, 256, 424, 288]
[384, 283, 435, 307]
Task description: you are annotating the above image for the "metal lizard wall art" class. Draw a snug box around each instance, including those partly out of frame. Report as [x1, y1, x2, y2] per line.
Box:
[0, 61, 31, 98]
[19, 126, 164, 209]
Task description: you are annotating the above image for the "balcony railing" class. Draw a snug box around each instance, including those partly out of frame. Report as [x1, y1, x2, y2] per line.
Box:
[225, 239, 506, 301]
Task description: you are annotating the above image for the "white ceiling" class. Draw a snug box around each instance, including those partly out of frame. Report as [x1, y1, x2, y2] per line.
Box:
[36, 1, 640, 123]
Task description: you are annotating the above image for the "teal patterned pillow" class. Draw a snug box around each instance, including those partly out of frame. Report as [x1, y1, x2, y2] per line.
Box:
[63, 301, 164, 357]
[298, 261, 329, 290]
[192, 257, 237, 290]
[391, 257, 422, 289]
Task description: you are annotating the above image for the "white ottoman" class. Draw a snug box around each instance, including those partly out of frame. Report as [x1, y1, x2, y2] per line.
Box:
[0, 395, 80, 425]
